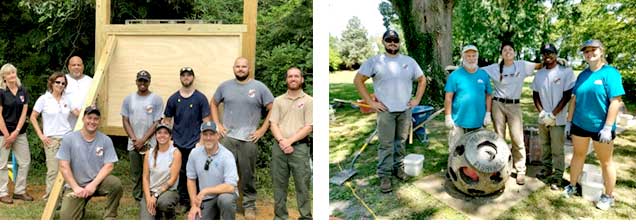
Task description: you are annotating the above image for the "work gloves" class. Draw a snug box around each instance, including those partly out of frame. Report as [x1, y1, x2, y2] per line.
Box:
[445, 114, 455, 128]
[539, 110, 556, 126]
[599, 124, 613, 143]
[483, 112, 492, 126]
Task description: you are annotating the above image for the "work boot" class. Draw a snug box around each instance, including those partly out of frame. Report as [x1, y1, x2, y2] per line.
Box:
[394, 168, 409, 181]
[380, 177, 392, 193]
[536, 169, 553, 180]
[0, 195, 13, 204]
[516, 173, 526, 185]
[13, 193, 33, 201]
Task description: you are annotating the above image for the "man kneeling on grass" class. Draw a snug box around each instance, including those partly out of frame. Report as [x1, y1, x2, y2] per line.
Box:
[57, 106, 122, 220]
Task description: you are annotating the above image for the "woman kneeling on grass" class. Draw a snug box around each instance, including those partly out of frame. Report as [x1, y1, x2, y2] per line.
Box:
[140, 123, 181, 219]
[562, 39, 624, 211]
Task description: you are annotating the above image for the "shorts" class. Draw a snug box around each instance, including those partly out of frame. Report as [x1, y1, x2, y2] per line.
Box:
[571, 123, 616, 142]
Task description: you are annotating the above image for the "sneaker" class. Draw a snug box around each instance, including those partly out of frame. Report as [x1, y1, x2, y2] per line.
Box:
[595, 194, 615, 211]
[562, 185, 577, 198]
[13, 193, 34, 201]
[516, 173, 526, 185]
[394, 168, 409, 181]
[244, 208, 256, 220]
[380, 177, 392, 193]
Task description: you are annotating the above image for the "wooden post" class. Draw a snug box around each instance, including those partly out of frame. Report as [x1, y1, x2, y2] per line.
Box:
[243, 0, 257, 78]
[95, 0, 111, 64]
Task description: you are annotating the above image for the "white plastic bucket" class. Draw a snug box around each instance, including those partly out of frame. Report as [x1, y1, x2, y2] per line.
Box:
[580, 164, 604, 202]
[404, 154, 425, 176]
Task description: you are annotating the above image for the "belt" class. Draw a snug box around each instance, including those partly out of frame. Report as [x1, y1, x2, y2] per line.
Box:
[292, 137, 310, 146]
[493, 97, 519, 104]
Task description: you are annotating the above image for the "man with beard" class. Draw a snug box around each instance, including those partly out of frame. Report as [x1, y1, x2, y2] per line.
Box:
[121, 70, 164, 202]
[64, 56, 92, 128]
[269, 67, 312, 219]
[210, 57, 274, 219]
[444, 45, 493, 150]
[531, 44, 575, 190]
[163, 67, 211, 212]
[354, 30, 427, 193]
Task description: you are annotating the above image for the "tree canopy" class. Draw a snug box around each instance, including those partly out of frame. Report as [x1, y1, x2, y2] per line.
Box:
[338, 16, 374, 69]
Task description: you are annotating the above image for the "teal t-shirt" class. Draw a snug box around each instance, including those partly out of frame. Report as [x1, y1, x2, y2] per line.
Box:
[444, 67, 493, 129]
[572, 65, 625, 132]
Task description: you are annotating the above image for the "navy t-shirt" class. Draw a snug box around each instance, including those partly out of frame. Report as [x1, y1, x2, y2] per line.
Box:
[0, 87, 29, 135]
[164, 90, 211, 149]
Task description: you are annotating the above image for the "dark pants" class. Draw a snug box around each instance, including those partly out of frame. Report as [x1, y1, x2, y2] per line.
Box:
[220, 137, 258, 210]
[376, 110, 411, 177]
[176, 146, 194, 206]
[128, 150, 143, 201]
[271, 142, 312, 220]
[200, 193, 236, 220]
[139, 190, 179, 220]
[59, 175, 123, 220]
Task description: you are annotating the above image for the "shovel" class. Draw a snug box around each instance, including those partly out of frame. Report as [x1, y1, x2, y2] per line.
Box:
[330, 129, 377, 185]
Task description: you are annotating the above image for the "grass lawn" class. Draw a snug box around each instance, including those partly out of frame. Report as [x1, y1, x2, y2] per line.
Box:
[329, 70, 636, 220]
[0, 136, 304, 220]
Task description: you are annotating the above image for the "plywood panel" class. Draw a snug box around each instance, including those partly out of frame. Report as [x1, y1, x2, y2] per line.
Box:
[104, 35, 241, 135]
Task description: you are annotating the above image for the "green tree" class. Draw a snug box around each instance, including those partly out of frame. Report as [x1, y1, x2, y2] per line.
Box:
[329, 35, 343, 71]
[339, 16, 373, 69]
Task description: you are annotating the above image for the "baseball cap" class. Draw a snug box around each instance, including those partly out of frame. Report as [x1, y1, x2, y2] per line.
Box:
[540, 43, 558, 54]
[84, 105, 100, 116]
[155, 123, 172, 133]
[382, 30, 400, 40]
[580, 39, 603, 51]
[462, 45, 478, 54]
[136, 70, 151, 81]
[200, 121, 217, 133]
[180, 66, 195, 76]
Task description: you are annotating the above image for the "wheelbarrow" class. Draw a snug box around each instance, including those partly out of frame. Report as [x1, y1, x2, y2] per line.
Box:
[330, 129, 377, 185]
[410, 106, 444, 144]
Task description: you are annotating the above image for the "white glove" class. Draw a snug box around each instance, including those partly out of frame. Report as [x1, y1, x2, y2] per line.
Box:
[543, 112, 556, 126]
[598, 124, 613, 143]
[483, 112, 492, 126]
[538, 111, 548, 125]
[564, 122, 571, 136]
[445, 114, 455, 129]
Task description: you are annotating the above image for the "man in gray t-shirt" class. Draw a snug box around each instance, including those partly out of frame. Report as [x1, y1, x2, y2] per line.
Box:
[121, 70, 164, 202]
[354, 30, 427, 193]
[210, 57, 273, 218]
[56, 106, 122, 220]
[186, 121, 238, 220]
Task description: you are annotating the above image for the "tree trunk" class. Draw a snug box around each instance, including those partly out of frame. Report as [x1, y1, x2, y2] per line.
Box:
[391, 0, 454, 106]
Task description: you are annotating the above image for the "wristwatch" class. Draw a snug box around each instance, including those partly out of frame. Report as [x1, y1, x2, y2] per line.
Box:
[153, 191, 160, 198]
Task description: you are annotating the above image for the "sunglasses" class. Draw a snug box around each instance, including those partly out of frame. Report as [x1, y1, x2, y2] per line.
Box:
[180, 67, 193, 75]
[54, 81, 66, 86]
[204, 157, 213, 171]
[384, 38, 399, 43]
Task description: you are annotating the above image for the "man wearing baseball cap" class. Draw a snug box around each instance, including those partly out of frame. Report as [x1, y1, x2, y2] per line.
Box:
[56, 106, 122, 219]
[186, 121, 238, 220]
[532, 43, 575, 190]
[444, 45, 493, 150]
[164, 66, 211, 212]
[121, 70, 164, 202]
[354, 29, 427, 193]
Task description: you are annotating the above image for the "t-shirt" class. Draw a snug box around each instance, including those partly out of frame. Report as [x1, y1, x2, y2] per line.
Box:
[532, 65, 576, 126]
[213, 79, 274, 141]
[164, 90, 210, 149]
[269, 91, 313, 139]
[186, 144, 238, 201]
[572, 65, 625, 132]
[147, 145, 179, 193]
[56, 131, 118, 187]
[0, 86, 29, 135]
[121, 92, 164, 152]
[444, 67, 493, 129]
[33, 92, 73, 137]
[65, 74, 93, 128]
[358, 54, 424, 112]
[482, 60, 536, 99]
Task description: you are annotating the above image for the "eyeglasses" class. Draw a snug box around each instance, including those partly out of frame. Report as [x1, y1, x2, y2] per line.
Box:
[204, 157, 213, 171]
[54, 81, 66, 86]
[384, 38, 399, 44]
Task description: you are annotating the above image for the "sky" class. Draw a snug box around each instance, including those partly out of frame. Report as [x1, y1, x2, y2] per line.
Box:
[328, 0, 386, 38]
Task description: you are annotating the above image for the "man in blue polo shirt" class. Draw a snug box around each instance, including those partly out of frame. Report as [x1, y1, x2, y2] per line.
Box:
[444, 45, 493, 149]
[164, 66, 211, 211]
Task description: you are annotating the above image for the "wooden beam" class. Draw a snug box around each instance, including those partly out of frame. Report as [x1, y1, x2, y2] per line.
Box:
[243, 0, 257, 78]
[95, 0, 111, 65]
[41, 35, 117, 220]
[104, 24, 246, 35]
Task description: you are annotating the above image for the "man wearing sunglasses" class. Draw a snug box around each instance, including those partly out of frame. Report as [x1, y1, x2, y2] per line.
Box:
[163, 66, 211, 212]
[121, 70, 164, 202]
[210, 57, 274, 218]
[64, 56, 93, 128]
[354, 30, 427, 193]
[186, 121, 238, 220]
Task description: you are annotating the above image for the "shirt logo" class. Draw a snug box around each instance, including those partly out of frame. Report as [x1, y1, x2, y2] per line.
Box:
[553, 78, 561, 84]
[248, 89, 256, 98]
[297, 102, 305, 109]
[19, 95, 24, 103]
[95, 146, 104, 157]
[594, 79, 603, 85]
[146, 105, 153, 114]
[402, 64, 409, 69]
[477, 79, 484, 84]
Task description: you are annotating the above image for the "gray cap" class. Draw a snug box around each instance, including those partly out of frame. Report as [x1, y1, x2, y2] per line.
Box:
[200, 121, 217, 133]
[84, 105, 100, 116]
[155, 123, 172, 133]
[580, 39, 603, 51]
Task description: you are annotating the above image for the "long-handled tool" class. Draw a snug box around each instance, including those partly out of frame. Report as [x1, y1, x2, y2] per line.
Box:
[409, 108, 444, 144]
[332, 98, 373, 108]
[330, 129, 377, 185]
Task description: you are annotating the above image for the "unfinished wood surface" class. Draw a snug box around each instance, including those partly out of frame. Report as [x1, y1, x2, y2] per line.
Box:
[95, 0, 111, 64]
[104, 24, 246, 35]
[243, 0, 257, 78]
[103, 35, 241, 135]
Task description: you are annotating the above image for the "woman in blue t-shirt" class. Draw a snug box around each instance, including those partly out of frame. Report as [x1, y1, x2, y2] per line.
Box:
[562, 40, 624, 211]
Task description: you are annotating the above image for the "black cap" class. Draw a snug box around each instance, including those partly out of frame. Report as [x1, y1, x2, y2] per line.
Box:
[155, 123, 171, 133]
[540, 43, 558, 54]
[382, 30, 399, 40]
[500, 40, 515, 52]
[136, 70, 151, 81]
[84, 105, 100, 116]
[580, 39, 603, 51]
[180, 66, 194, 76]
[200, 121, 217, 133]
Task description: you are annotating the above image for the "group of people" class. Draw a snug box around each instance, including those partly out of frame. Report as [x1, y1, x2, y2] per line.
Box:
[0, 56, 313, 220]
[356, 30, 624, 211]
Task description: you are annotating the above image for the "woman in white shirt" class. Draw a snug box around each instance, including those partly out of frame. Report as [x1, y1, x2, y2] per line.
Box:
[140, 124, 181, 219]
[30, 71, 75, 199]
